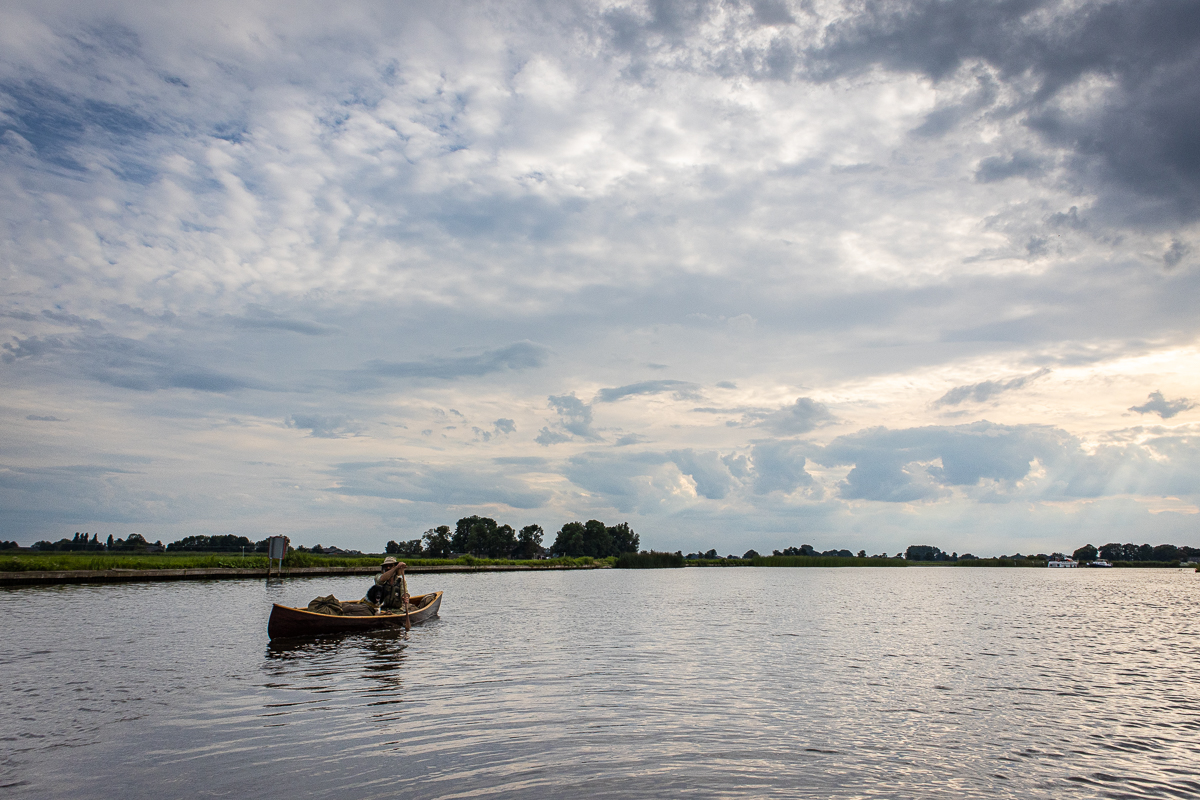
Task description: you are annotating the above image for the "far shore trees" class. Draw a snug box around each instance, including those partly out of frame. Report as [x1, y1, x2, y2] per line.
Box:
[421, 526, 453, 558]
[550, 520, 639, 558]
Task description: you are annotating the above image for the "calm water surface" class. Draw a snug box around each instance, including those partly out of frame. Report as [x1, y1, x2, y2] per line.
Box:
[2, 567, 1198, 798]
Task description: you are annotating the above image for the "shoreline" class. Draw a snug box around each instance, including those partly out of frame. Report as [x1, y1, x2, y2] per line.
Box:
[0, 562, 609, 587]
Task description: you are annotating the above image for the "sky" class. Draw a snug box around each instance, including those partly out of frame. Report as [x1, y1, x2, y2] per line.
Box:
[1, 0, 1198, 556]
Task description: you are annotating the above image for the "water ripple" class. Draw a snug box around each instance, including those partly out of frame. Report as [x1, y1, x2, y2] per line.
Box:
[2, 568, 1199, 798]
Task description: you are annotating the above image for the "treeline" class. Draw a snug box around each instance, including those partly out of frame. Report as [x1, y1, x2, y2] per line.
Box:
[1075, 543, 1199, 564]
[31, 532, 165, 553]
[386, 517, 639, 560]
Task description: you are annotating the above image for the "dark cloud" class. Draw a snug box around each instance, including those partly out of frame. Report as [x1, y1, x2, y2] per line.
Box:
[286, 414, 363, 438]
[538, 393, 600, 444]
[535, 427, 573, 446]
[807, 421, 1196, 503]
[810, 0, 1200, 223]
[2, 334, 260, 393]
[935, 367, 1051, 407]
[0, 79, 156, 172]
[816, 422, 1067, 502]
[594, 379, 701, 402]
[327, 459, 549, 509]
[749, 0, 798, 27]
[26, 415, 66, 422]
[364, 341, 550, 380]
[1164, 240, 1190, 268]
[974, 151, 1047, 183]
[1129, 390, 1195, 419]
[614, 433, 648, 446]
[474, 418, 516, 442]
[225, 306, 338, 336]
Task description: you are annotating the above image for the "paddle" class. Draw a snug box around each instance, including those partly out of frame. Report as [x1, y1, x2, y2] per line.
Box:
[401, 565, 411, 632]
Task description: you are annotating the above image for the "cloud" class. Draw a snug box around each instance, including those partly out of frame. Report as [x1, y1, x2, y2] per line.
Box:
[474, 418, 516, 442]
[974, 151, 1046, 184]
[537, 393, 601, 444]
[666, 449, 738, 499]
[1129, 391, 1195, 420]
[535, 427, 572, 446]
[809, 421, 1200, 504]
[26, 415, 66, 421]
[225, 305, 337, 336]
[1164, 240, 1190, 268]
[749, 440, 815, 495]
[3, 334, 260, 393]
[560, 449, 736, 513]
[691, 397, 835, 434]
[286, 414, 363, 439]
[935, 368, 1051, 407]
[816, 422, 1065, 503]
[810, 0, 1200, 223]
[363, 342, 550, 381]
[594, 379, 701, 403]
[756, 397, 837, 434]
[327, 459, 549, 509]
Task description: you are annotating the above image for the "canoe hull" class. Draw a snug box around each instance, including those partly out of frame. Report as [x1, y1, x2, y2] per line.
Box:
[268, 591, 442, 639]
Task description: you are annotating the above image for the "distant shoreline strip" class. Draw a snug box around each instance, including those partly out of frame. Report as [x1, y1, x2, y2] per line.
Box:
[0, 563, 606, 587]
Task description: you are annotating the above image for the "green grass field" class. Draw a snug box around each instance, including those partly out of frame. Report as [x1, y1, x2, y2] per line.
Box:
[0, 551, 607, 572]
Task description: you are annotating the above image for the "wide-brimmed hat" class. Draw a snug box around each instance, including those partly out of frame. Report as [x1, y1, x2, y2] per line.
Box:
[382, 556, 398, 566]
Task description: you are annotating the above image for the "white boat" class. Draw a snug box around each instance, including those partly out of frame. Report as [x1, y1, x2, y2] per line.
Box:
[1047, 558, 1078, 568]
[1087, 559, 1114, 568]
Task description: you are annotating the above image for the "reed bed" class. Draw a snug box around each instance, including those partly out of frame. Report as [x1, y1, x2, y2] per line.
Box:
[615, 551, 686, 569]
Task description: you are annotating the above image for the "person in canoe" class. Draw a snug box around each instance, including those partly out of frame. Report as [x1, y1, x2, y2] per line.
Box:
[367, 556, 410, 613]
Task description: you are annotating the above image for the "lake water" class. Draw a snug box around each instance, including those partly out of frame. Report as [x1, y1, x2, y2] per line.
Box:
[2, 567, 1198, 799]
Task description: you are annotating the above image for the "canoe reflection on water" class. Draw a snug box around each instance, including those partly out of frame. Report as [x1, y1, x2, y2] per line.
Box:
[263, 618, 444, 693]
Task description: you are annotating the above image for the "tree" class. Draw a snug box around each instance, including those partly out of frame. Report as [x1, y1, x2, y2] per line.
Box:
[422, 526, 452, 558]
[703, 548, 718, 559]
[1073, 544, 1098, 562]
[513, 524, 545, 559]
[385, 540, 402, 555]
[454, 516, 497, 554]
[906, 545, 945, 561]
[606, 522, 639, 554]
[743, 549, 760, 559]
[1099, 543, 1123, 561]
[552, 521, 586, 556]
[477, 524, 516, 558]
[582, 520, 613, 558]
[775, 544, 816, 557]
[857, 550, 866, 558]
[1152, 544, 1180, 562]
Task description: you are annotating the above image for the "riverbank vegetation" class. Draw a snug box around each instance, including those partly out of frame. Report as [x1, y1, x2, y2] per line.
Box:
[753, 555, 907, 568]
[0, 551, 609, 573]
[616, 551, 686, 568]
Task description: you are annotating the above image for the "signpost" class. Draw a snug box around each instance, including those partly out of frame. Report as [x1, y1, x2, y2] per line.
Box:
[266, 536, 290, 578]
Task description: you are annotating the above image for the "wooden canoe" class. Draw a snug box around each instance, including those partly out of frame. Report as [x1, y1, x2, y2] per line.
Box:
[268, 591, 442, 639]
